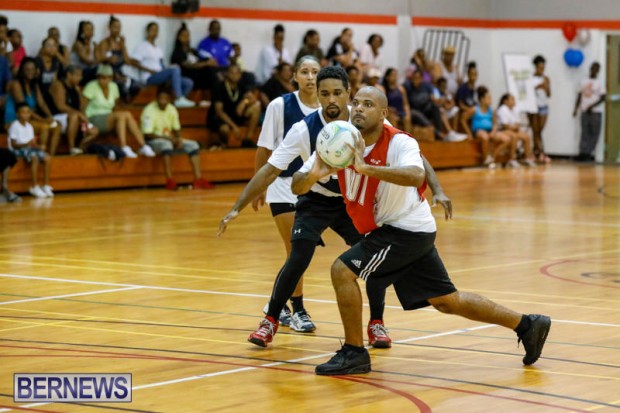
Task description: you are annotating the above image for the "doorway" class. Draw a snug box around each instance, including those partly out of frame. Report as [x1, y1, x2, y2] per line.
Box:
[605, 35, 620, 163]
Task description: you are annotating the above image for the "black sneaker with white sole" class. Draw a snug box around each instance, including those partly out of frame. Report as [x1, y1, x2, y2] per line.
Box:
[315, 345, 371, 376]
[518, 314, 551, 365]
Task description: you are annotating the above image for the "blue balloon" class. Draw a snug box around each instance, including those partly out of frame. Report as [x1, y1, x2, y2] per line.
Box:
[564, 48, 584, 67]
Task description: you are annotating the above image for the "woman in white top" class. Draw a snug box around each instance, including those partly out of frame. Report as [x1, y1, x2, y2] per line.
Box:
[359, 34, 383, 79]
[528, 55, 551, 163]
[497, 93, 536, 167]
[133, 22, 195, 108]
[254, 55, 321, 324]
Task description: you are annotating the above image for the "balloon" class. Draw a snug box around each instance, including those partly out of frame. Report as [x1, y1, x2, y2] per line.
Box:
[563, 48, 584, 67]
[562, 23, 577, 42]
[577, 29, 591, 46]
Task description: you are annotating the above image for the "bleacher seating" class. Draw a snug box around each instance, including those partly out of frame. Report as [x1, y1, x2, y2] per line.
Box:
[2, 84, 483, 194]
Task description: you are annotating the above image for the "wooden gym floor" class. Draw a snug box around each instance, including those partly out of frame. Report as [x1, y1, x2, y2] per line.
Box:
[0, 163, 618, 412]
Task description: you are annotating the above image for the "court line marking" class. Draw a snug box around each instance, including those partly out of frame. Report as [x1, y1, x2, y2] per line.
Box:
[0, 287, 141, 306]
[1, 273, 619, 328]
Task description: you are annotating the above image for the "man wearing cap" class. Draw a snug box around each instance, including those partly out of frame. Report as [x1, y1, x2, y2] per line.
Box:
[436, 46, 461, 96]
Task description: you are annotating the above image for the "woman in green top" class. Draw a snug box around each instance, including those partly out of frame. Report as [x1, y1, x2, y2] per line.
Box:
[82, 64, 155, 158]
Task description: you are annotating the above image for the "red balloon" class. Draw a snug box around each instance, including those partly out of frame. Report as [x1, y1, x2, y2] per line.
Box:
[562, 23, 577, 42]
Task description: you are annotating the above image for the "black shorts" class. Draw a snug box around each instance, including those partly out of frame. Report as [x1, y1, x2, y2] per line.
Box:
[269, 202, 296, 217]
[291, 192, 361, 246]
[339, 226, 457, 310]
[0, 148, 17, 170]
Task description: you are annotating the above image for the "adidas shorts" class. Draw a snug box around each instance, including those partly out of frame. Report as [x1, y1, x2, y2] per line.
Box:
[339, 226, 457, 310]
[291, 191, 361, 246]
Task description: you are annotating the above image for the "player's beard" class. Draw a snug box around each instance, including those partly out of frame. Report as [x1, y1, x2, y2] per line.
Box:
[324, 105, 341, 120]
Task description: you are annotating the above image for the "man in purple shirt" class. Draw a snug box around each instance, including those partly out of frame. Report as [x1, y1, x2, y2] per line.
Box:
[197, 20, 232, 67]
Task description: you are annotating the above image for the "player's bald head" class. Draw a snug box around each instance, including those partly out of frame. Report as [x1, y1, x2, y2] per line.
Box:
[355, 86, 388, 109]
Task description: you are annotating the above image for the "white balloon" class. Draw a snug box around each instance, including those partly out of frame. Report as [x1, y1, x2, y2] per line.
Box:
[578, 29, 591, 46]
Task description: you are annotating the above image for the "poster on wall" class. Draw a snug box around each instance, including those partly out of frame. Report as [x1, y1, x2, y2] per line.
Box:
[502, 53, 537, 113]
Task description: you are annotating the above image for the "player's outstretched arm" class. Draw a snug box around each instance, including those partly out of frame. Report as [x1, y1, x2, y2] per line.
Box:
[217, 163, 282, 237]
[422, 155, 452, 220]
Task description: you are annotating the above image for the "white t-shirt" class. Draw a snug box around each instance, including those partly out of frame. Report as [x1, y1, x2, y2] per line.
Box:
[579, 78, 606, 113]
[133, 40, 164, 83]
[300, 134, 436, 233]
[438, 61, 459, 96]
[359, 43, 383, 75]
[7, 120, 35, 148]
[496, 104, 520, 129]
[258, 92, 319, 204]
[532, 74, 549, 108]
[268, 110, 341, 198]
[256, 44, 292, 84]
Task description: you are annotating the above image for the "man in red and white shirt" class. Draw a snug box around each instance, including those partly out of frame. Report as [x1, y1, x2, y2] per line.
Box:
[293, 86, 551, 376]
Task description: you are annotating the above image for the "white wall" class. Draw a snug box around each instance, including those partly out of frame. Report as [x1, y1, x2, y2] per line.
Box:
[4, 8, 609, 158]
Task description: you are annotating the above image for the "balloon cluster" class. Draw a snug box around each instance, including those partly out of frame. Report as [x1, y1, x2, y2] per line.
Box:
[562, 23, 590, 68]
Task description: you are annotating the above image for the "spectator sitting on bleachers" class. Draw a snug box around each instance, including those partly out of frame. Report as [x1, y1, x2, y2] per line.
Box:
[382, 67, 412, 134]
[133, 22, 195, 108]
[359, 34, 383, 79]
[70, 21, 99, 85]
[141, 86, 214, 191]
[366, 68, 385, 93]
[456, 62, 478, 137]
[327, 28, 359, 68]
[97, 16, 140, 102]
[171, 23, 217, 98]
[0, 16, 12, 58]
[36, 38, 64, 118]
[50, 65, 99, 155]
[8, 29, 26, 76]
[433, 77, 459, 130]
[47, 27, 70, 67]
[0, 147, 20, 203]
[463, 86, 512, 169]
[497, 93, 536, 167]
[0, 54, 10, 115]
[346, 65, 364, 101]
[404, 69, 444, 139]
[256, 24, 292, 85]
[409, 48, 433, 83]
[259, 62, 294, 107]
[436, 46, 461, 96]
[207, 64, 261, 149]
[82, 64, 155, 158]
[197, 20, 232, 68]
[8, 103, 53, 198]
[295, 29, 326, 66]
[229, 43, 246, 71]
[5, 57, 61, 155]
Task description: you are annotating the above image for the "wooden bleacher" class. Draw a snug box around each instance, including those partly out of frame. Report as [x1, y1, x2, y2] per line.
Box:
[3, 86, 483, 194]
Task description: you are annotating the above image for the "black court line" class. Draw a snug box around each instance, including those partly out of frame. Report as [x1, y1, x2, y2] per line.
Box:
[598, 185, 620, 199]
[1, 338, 618, 410]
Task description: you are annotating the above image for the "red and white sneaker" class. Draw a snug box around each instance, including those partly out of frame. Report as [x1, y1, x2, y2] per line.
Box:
[367, 320, 392, 348]
[248, 316, 279, 347]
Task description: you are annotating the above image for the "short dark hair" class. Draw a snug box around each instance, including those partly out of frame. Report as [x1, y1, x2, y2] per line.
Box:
[274, 24, 285, 34]
[156, 84, 173, 97]
[317, 65, 349, 90]
[533, 55, 546, 65]
[0, 15, 8, 26]
[437, 77, 447, 85]
[15, 102, 30, 113]
[146, 21, 158, 31]
[477, 86, 489, 100]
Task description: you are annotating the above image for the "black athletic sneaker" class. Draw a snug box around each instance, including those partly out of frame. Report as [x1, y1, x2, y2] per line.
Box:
[315, 346, 371, 375]
[518, 314, 551, 365]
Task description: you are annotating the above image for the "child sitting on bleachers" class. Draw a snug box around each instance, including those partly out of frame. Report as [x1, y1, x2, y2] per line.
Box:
[8, 103, 54, 198]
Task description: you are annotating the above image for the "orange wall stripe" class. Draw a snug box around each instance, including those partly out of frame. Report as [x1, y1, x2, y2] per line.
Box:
[412, 16, 620, 30]
[0, 0, 397, 24]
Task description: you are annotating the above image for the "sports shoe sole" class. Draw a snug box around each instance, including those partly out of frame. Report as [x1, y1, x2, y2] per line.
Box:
[315, 364, 371, 376]
[523, 316, 551, 365]
[248, 336, 268, 348]
[290, 324, 316, 333]
[370, 340, 392, 349]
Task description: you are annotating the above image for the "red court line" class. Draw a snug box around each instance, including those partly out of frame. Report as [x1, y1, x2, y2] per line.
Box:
[2, 344, 599, 411]
[541, 260, 620, 289]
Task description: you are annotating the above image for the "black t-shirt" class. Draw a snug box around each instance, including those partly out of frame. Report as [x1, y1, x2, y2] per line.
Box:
[404, 80, 435, 112]
[209, 80, 247, 123]
[171, 46, 206, 66]
[260, 76, 290, 102]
